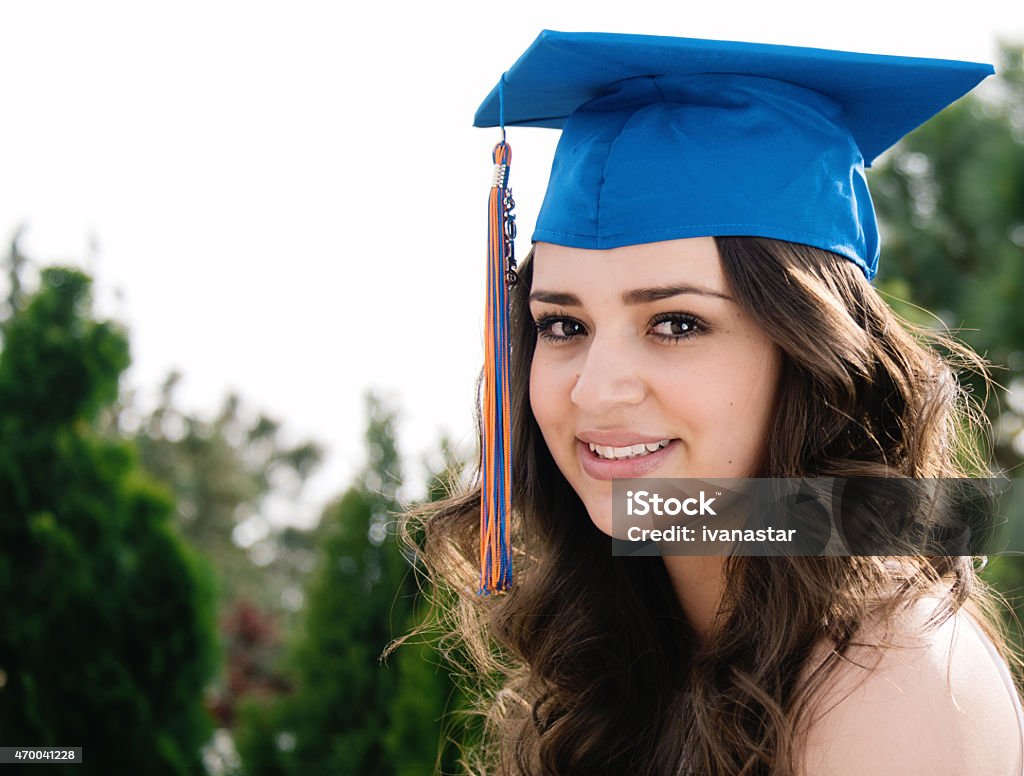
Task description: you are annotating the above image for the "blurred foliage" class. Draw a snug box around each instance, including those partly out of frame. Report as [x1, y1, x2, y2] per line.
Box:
[102, 366, 325, 736]
[206, 601, 294, 731]
[0, 247, 219, 775]
[233, 395, 468, 775]
[869, 41, 1024, 648]
[112, 372, 324, 625]
[871, 43, 1024, 452]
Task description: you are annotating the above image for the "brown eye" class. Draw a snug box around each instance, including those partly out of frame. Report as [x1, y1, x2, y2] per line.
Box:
[534, 315, 587, 342]
[649, 313, 704, 342]
[551, 320, 585, 338]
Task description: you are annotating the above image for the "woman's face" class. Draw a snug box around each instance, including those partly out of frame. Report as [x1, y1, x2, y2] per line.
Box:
[528, 237, 782, 535]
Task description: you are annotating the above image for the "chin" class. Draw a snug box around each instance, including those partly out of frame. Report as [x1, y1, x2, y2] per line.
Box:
[582, 499, 615, 538]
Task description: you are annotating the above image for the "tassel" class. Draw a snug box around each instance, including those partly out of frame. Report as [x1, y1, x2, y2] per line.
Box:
[480, 83, 516, 595]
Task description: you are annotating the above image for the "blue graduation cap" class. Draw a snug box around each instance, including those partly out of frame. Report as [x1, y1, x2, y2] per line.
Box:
[473, 30, 993, 594]
[476, 29, 994, 281]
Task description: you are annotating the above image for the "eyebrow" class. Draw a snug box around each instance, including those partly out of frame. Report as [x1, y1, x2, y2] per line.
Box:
[529, 284, 732, 306]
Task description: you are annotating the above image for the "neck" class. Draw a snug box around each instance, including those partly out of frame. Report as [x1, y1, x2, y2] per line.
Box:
[662, 555, 729, 643]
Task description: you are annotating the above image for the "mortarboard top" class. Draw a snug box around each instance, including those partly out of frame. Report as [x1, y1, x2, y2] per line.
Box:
[474, 30, 994, 280]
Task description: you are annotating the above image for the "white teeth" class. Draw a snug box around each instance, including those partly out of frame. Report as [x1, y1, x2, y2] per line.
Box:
[588, 439, 671, 460]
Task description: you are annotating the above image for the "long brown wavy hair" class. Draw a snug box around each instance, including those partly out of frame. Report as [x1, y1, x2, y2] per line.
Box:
[403, 236, 1022, 775]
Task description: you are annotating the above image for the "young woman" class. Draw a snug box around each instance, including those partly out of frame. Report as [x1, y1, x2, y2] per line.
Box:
[407, 31, 1024, 775]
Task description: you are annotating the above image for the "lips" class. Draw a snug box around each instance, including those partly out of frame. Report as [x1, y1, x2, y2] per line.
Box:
[576, 437, 680, 480]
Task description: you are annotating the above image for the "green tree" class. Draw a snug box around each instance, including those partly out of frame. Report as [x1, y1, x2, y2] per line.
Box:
[384, 436, 478, 776]
[234, 395, 466, 775]
[123, 373, 323, 625]
[0, 257, 219, 774]
[871, 43, 1024, 447]
[868, 41, 1024, 645]
[103, 368, 324, 737]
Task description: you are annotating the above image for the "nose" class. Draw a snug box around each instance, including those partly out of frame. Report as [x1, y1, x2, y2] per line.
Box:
[570, 330, 647, 414]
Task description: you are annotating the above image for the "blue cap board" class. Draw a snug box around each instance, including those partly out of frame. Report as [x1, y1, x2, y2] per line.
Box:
[474, 30, 994, 280]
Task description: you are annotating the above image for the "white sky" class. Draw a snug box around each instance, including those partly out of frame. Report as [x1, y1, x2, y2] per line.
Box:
[1, 1, 1021, 529]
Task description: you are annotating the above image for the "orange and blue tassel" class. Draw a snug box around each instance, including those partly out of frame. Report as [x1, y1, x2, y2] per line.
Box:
[480, 77, 516, 595]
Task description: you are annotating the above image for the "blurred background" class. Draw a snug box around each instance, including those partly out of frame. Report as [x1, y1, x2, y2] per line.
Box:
[1, 2, 1022, 773]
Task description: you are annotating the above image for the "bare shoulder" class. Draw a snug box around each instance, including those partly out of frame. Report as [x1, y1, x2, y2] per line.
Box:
[796, 597, 1023, 776]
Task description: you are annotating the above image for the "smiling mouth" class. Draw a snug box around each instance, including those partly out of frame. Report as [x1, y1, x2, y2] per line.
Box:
[587, 440, 673, 460]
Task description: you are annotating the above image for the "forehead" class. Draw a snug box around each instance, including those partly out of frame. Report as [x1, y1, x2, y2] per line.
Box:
[530, 237, 726, 294]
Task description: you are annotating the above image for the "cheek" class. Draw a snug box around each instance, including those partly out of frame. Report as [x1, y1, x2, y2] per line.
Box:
[529, 353, 565, 435]
[742, 347, 782, 420]
[655, 345, 780, 471]
[708, 349, 781, 466]
[529, 352, 580, 468]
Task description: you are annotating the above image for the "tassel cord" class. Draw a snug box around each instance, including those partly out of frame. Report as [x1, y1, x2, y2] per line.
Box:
[480, 140, 515, 594]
